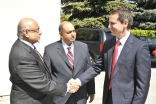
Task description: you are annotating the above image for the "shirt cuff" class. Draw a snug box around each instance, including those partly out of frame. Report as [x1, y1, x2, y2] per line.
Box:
[75, 78, 82, 86]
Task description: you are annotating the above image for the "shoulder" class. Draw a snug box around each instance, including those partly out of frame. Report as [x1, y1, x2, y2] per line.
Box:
[74, 40, 88, 47]
[131, 34, 147, 46]
[45, 40, 61, 49]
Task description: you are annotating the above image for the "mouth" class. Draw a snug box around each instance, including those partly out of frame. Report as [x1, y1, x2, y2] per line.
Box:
[70, 37, 75, 41]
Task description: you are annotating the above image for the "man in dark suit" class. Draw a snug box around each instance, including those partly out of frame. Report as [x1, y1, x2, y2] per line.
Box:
[43, 21, 95, 104]
[71, 8, 151, 104]
[8, 18, 75, 104]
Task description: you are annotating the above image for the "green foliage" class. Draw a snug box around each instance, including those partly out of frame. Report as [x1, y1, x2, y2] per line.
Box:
[136, 0, 156, 9]
[71, 17, 105, 29]
[60, 14, 69, 22]
[62, 1, 136, 28]
[134, 9, 156, 21]
[132, 9, 156, 30]
[61, 0, 155, 30]
[130, 29, 156, 37]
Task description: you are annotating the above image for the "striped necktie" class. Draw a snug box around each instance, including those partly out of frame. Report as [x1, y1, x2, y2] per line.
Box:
[67, 47, 74, 69]
[34, 47, 44, 62]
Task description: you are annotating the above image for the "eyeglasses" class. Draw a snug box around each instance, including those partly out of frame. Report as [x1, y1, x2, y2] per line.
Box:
[26, 28, 40, 33]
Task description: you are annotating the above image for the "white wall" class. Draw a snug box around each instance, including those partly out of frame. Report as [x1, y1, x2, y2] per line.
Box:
[0, 0, 60, 96]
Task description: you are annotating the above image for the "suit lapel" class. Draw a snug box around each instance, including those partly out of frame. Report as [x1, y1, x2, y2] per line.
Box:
[113, 34, 133, 78]
[57, 41, 72, 69]
[31, 48, 43, 63]
[30, 48, 52, 77]
[16, 39, 52, 78]
[107, 38, 116, 78]
[73, 41, 80, 68]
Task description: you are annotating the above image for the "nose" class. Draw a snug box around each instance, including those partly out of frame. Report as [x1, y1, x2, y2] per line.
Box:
[73, 30, 76, 34]
[71, 30, 75, 36]
[39, 30, 42, 35]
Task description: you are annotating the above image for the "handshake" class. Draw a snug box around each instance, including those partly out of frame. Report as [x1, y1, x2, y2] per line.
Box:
[67, 78, 81, 93]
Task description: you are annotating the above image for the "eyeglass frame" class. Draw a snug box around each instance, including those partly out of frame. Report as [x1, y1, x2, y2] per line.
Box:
[26, 28, 40, 33]
[20, 28, 40, 33]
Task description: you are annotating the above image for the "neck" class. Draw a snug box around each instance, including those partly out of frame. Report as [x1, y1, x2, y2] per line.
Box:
[117, 30, 128, 39]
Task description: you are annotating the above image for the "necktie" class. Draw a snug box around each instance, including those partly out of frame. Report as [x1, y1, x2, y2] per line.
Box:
[34, 47, 44, 62]
[109, 40, 120, 90]
[67, 47, 74, 69]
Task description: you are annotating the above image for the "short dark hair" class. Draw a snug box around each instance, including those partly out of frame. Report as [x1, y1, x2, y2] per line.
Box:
[110, 8, 133, 29]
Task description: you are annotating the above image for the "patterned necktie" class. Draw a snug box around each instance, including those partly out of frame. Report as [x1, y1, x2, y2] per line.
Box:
[109, 40, 120, 90]
[34, 47, 44, 62]
[67, 47, 74, 69]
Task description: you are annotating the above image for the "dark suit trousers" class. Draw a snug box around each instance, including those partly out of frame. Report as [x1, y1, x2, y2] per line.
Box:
[65, 94, 76, 104]
[106, 89, 113, 104]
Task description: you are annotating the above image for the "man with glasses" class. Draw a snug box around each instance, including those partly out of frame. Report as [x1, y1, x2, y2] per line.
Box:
[8, 18, 76, 104]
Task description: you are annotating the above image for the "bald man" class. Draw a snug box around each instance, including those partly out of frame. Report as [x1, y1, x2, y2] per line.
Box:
[9, 18, 73, 104]
[43, 21, 95, 104]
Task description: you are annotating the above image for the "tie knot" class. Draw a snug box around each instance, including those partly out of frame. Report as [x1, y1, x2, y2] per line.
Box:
[33, 45, 36, 50]
[67, 47, 71, 51]
[116, 40, 120, 45]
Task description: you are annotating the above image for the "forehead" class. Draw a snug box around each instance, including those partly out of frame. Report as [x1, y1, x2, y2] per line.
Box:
[28, 21, 39, 29]
[62, 23, 74, 31]
[109, 13, 119, 22]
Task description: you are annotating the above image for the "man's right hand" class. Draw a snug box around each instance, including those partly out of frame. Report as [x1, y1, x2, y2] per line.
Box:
[67, 78, 80, 93]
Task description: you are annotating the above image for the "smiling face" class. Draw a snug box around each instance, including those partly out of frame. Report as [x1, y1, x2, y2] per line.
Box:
[108, 13, 128, 39]
[60, 22, 76, 45]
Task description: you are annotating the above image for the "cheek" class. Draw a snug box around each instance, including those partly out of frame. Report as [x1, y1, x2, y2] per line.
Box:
[35, 34, 40, 39]
[74, 34, 76, 37]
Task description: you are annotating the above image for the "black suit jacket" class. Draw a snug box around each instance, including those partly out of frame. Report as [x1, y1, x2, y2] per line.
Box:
[78, 34, 151, 104]
[9, 39, 67, 104]
[43, 40, 95, 104]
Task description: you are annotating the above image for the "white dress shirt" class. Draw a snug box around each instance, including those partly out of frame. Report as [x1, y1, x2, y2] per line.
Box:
[62, 40, 74, 59]
[19, 38, 35, 49]
[116, 31, 130, 61]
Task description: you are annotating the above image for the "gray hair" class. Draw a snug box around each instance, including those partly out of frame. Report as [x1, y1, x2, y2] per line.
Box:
[17, 25, 25, 38]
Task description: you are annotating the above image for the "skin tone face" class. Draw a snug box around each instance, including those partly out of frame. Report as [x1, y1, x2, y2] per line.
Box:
[108, 13, 128, 39]
[60, 22, 76, 46]
[21, 18, 42, 44]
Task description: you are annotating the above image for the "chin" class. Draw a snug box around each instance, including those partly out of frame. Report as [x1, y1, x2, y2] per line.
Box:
[37, 39, 41, 43]
[70, 39, 75, 42]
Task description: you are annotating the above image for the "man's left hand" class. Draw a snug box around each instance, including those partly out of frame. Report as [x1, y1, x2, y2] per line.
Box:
[87, 94, 95, 103]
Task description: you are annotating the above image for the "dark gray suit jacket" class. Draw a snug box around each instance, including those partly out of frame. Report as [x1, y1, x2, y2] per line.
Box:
[78, 34, 151, 104]
[43, 40, 95, 104]
[9, 39, 67, 104]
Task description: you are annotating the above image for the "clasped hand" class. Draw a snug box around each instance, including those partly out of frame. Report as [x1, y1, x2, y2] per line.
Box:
[67, 78, 80, 93]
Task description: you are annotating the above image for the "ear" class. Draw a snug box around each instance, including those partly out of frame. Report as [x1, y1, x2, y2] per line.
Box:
[23, 30, 29, 38]
[123, 20, 128, 28]
[59, 32, 63, 38]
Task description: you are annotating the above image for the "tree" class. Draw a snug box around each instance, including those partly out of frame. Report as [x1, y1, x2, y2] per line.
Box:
[62, 0, 136, 28]
[127, 0, 156, 30]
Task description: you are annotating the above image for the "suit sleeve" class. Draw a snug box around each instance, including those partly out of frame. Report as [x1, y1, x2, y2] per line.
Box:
[132, 43, 151, 104]
[16, 54, 67, 96]
[86, 47, 95, 94]
[78, 41, 105, 86]
[43, 48, 52, 72]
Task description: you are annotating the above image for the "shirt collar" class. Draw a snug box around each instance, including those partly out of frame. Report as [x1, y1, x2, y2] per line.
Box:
[116, 31, 130, 46]
[19, 38, 35, 49]
[62, 40, 74, 49]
